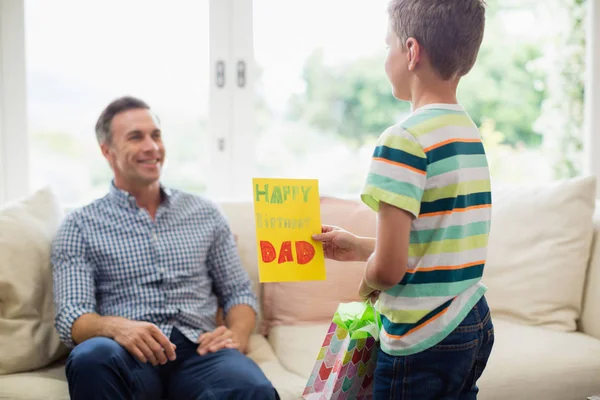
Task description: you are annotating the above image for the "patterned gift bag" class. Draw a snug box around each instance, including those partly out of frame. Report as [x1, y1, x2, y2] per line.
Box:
[302, 301, 380, 400]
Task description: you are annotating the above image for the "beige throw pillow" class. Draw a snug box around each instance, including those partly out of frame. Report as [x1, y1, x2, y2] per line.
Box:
[484, 176, 596, 331]
[0, 188, 69, 374]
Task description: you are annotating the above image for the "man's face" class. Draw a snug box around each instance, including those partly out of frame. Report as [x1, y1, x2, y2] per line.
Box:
[384, 22, 411, 101]
[101, 108, 166, 187]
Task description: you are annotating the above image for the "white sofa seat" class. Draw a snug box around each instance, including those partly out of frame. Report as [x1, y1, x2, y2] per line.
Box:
[0, 361, 69, 400]
[268, 318, 600, 400]
[0, 334, 307, 400]
[477, 319, 600, 400]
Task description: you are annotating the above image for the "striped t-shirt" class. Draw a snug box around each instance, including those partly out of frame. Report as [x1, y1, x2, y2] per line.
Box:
[361, 103, 491, 356]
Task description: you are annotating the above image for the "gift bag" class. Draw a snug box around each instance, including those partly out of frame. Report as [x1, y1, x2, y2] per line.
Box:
[302, 301, 380, 400]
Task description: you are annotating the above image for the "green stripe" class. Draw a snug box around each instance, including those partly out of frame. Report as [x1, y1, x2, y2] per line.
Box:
[410, 221, 491, 244]
[408, 234, 488, 257]
[402, 109, 467, 130]
[381, 135, 426, 158]
[427, 154, 489, 178]
[406, 114, 473, 137]
[361, 185, 421, 216]
[401, 264, 484, 284]
[366, 173, 424, 200]
[385, 277, 482, 298]
[422, 180, 491, 203]
[378, 307, 432, 324]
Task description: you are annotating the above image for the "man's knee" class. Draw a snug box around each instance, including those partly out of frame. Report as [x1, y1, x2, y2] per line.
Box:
[66, 337, 128, 373]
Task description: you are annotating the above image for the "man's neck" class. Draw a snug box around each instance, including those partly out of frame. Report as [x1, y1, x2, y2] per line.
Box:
[410, 75, 459, 111]
[114, 178, 162, 217]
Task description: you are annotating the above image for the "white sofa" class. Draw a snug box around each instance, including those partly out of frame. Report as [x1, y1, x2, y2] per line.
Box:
[1, 176, 600, 400]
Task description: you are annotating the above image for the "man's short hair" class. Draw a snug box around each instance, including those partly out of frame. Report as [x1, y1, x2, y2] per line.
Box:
[95, 96, 151, 145]
[387, 0, 486, 80]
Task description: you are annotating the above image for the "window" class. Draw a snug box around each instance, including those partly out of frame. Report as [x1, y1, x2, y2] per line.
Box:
[252, 0, 586, 193]
[26, 0, 211, 205]
[0, 0, 593, 206]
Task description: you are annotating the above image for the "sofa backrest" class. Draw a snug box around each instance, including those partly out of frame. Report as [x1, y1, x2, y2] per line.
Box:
[219, 177, 599, 337]
[218, 201, 263, 332]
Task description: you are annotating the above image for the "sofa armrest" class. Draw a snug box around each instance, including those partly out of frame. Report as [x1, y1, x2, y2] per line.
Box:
[580, 202, 600, 340]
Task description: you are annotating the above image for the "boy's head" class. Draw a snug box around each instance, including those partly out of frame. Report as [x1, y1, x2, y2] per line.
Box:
[385, 0, 486, 101]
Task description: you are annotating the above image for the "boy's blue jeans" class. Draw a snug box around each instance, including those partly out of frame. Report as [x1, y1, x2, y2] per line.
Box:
[373, 296, 494, 400]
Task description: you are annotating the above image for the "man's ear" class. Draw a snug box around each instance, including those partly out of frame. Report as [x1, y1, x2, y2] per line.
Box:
[406, 37, 421, 71]
[100, 142, 112, 163]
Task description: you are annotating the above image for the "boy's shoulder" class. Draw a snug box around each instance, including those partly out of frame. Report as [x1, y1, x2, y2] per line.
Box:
[400, 104, 475, 137]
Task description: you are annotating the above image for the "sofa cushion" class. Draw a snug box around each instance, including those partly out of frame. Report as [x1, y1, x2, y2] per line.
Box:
[0, 187, 69, 375]
[269, 318, 600, 400]
[0, 335, 305, 400]
[484, 176, 596, 331]
[261, 197, 376, 335]
[216, 201, 264, 333]
[477, 318, 600, 400]
[247, 334, 309, 400]
[269, 323, 332, 380]
[0, 359, 69, 400]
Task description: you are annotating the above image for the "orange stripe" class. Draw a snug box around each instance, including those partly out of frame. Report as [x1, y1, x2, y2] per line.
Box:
[406, 260, 484, 274]
[383, 306, 450, 340]
[424, 138, 481, 153]
[373, 157, 427, 176]
[419, 204, 490, 218]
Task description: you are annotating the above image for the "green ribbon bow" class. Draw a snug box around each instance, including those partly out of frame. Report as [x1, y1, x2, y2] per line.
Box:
[332, 301, 382, 341]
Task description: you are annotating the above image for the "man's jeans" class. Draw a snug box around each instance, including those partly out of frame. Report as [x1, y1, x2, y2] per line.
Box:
[65, 327, 279, 400]
[373, 296, 495, 400]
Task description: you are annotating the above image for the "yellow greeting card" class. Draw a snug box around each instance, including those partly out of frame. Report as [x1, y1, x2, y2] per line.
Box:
[252, 178, 326, 282]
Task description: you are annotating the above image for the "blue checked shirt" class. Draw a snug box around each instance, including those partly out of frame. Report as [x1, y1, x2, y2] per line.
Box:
[51, 182, 257, 348]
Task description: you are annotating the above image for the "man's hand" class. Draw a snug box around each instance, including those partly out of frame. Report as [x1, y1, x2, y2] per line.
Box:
[312, 225, 374, 262]
[112, 320, 177, 366]
[197, 326, 244, 356]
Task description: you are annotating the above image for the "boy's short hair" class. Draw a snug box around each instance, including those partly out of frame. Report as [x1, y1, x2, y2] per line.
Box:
[387, 0, 486, 80]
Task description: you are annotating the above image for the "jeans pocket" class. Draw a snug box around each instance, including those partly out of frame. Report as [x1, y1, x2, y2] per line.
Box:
[431, 337, 479, 352]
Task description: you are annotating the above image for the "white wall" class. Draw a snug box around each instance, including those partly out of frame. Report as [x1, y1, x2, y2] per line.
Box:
[0, 0, 28, 204]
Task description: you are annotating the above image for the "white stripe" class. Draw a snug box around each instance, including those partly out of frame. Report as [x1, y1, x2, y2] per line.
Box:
[381, 282, 483, 350]
[408, 247, 488, 269]
[414, 206, 491, 230]
[369, 159, 425, 187]
[379, 293, 455, 310]
[426, 167, 491, 190]
[418, 125, 481, 149]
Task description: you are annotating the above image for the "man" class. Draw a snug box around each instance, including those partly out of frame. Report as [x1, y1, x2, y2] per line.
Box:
[51, 96, 279, 399]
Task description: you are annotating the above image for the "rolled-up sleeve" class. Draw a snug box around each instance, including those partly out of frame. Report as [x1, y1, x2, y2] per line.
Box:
[51, 215, 97, 348]
[206, 208, 258, 316]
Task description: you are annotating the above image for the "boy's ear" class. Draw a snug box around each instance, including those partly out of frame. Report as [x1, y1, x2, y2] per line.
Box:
[406, 38, 421, 71]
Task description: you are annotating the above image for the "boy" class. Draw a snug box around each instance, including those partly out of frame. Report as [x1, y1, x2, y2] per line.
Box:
[312, 0, 494, 398]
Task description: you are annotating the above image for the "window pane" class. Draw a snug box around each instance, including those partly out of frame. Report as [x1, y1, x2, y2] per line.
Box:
[253, 0, 584, 195]
[253, 0, 390, 197]
[26, 0, 210, 205]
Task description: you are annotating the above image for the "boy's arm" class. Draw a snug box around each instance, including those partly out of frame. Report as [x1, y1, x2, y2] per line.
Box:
[359, 126, 427, 293]
[364, 201, 413, 290]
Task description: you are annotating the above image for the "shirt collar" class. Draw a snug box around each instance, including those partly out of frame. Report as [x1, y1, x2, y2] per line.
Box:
[108, 180, 173, 209]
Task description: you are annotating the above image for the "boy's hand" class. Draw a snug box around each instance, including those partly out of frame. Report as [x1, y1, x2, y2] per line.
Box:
[312, 225, 372, 262]
[358, 278, 380, 302]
